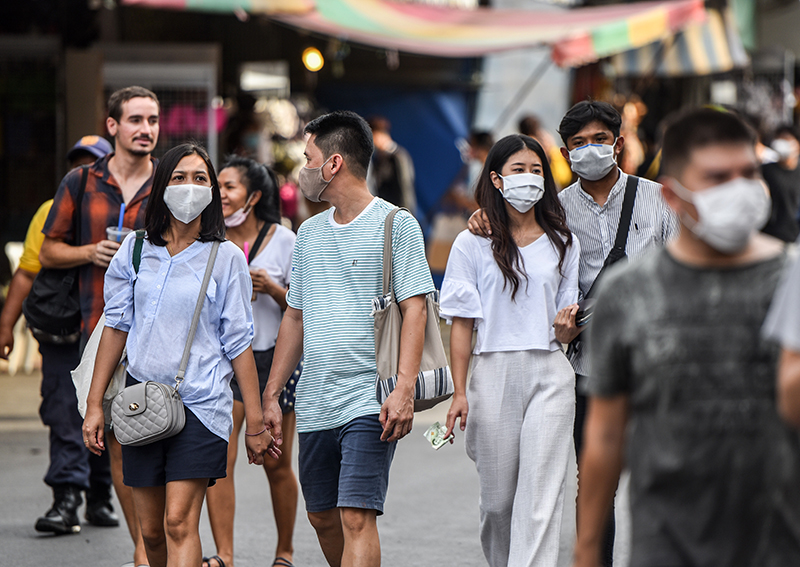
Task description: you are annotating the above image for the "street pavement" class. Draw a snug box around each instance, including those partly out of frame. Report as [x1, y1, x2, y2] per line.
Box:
[0, 366, 629, 567]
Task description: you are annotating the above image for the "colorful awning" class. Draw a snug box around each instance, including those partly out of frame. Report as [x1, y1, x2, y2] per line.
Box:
[121, 0, 707, 68]
[608, 8, 749, 77]
[121, 0, 313, 14]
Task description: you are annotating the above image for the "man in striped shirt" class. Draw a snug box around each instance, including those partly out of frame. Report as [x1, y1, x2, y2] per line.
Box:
[556, 101, 678, 565]
[263, 111, 434, 567]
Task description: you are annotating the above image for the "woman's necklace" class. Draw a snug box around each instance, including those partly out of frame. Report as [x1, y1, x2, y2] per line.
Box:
[166, 236, 195, 256]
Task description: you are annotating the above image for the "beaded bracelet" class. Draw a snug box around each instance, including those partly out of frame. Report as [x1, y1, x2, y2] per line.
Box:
[245, 425, 267, 437]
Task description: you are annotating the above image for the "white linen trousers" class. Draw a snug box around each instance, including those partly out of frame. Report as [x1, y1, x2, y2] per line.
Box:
[465, 349, 575, 567]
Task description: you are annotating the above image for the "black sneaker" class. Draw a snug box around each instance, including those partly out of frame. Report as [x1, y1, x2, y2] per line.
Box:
[85, 485, 119, 527]
[35, 485, 82, 535]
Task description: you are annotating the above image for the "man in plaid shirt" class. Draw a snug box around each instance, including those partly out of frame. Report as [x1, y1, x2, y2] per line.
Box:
[37, 87, 158, 565]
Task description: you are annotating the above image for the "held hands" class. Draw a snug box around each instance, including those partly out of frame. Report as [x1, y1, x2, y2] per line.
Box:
[554, 304, 582, 344]
[91, 240, 121, 268]
[262, 397, 284, 456]
[379, 386, 414, 442]
[444, 393, 468, 440]
[467, 209, 491, 237]
[245, 425, 281, 465]
[83, 405, 106, 456]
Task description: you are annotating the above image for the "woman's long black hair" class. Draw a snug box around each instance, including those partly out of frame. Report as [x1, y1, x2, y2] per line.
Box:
[473, 134, 572, 301]
[220, 154, 281, 225]
[145, 142, 225, 245]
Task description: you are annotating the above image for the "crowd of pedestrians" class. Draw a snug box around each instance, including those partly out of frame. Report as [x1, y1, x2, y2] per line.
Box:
[3, 84, 800, 567]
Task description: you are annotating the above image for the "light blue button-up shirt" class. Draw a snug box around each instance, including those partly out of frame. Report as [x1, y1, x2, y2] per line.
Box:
[104, 233, 254, 440]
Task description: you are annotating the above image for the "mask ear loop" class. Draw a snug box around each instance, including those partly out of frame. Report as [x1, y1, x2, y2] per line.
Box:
[667, 179, 704, 236]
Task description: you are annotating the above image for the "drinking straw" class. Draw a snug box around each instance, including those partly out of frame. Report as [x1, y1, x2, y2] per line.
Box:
[117, 203, 125, 240]
[243, 241, 249, 263]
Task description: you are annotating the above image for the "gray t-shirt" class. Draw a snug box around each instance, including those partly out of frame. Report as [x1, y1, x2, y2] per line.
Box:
[588, 248, 800, 567]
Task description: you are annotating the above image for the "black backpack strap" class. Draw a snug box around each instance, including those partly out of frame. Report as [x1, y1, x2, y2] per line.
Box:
[248, 222, 272, 264]
[74, 165, 89, 246]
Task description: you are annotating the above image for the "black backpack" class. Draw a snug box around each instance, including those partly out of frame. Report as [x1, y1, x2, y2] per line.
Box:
[22, 166, 88, 342]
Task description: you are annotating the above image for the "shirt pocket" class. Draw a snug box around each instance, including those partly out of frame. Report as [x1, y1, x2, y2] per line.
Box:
[626, 220, 658, 259]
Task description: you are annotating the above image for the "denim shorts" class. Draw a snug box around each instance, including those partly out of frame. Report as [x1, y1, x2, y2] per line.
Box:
[298, 414, 397, 515]
[120, 378, 227, 487]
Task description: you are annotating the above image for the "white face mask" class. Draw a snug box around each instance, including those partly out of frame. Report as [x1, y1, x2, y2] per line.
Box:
[771, 138, 798, 161]
[568, 139, 617, 181]
[164, 184, 213, 225]
[497, 173, 545, 213]
[670, 177, 771, 254]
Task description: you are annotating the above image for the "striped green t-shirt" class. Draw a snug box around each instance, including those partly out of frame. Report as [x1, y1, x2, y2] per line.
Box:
[288, 198, 434, 433]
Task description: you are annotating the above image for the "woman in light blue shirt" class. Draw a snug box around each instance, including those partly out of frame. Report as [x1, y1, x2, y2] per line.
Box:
[83, 143, 278, 567]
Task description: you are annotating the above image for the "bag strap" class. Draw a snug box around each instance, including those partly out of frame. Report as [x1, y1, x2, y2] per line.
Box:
[132, 230, 145, 274]
[584, 175, 639, 300]
[610, 174, 639, 260]
[382, 207, 409, 299]
[248, 222, 272, 264]
[175, 240, 220, 387]
[74, 165, 89, 246]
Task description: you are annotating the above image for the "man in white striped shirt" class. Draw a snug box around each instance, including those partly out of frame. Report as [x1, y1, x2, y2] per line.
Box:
[555, 101, 678, 566]
[262, 110, 433, 567]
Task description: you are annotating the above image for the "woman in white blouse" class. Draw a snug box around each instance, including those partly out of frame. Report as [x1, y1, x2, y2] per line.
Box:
[202, 155, 298, 567]
[83, 143, 278, 567]
[442, 134, 580, 567]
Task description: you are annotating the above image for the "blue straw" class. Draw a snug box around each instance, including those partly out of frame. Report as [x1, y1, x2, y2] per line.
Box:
[117, 203, 125, 241]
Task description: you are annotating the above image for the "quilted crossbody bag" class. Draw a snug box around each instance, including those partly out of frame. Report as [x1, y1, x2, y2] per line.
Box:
[111, 239, 220, 446]
[372, 208, 454, 412]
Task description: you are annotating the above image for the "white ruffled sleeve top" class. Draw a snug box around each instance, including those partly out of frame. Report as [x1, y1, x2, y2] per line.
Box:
[440, 229, 580, 354]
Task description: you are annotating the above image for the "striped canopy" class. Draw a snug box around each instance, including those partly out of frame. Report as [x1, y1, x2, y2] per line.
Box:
[609, 8, 748, 77]
[122, 0, 707, 68]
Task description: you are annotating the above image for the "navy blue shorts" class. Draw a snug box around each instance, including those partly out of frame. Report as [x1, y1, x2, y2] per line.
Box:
[298, 415, 396, 515]
[230, 349, 301, 414]
[120, 377, 227, 487]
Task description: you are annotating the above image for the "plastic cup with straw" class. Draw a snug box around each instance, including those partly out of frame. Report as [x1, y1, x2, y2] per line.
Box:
[106, 203, 131, 242]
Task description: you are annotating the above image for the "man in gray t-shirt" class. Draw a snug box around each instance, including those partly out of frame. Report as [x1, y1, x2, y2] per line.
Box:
[573, 108, 800, 567]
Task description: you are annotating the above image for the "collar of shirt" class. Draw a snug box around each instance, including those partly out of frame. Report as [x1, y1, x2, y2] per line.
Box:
[575, 167, 625, 211]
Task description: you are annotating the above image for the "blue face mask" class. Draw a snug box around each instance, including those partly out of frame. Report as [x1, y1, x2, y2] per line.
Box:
[568, 139, 617, 181]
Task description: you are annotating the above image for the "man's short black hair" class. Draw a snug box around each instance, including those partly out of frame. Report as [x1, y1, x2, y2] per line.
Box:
[469, 130, 495, 152]
[773, 123, 800, 142]
[304, 110, 374, 179]
[558, 100, 621, 146]
[661, 107, 756, 178]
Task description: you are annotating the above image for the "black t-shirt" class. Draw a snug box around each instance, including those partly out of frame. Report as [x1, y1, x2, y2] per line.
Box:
[588, 249, 800, 566]
[761, 162, 800, 242]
